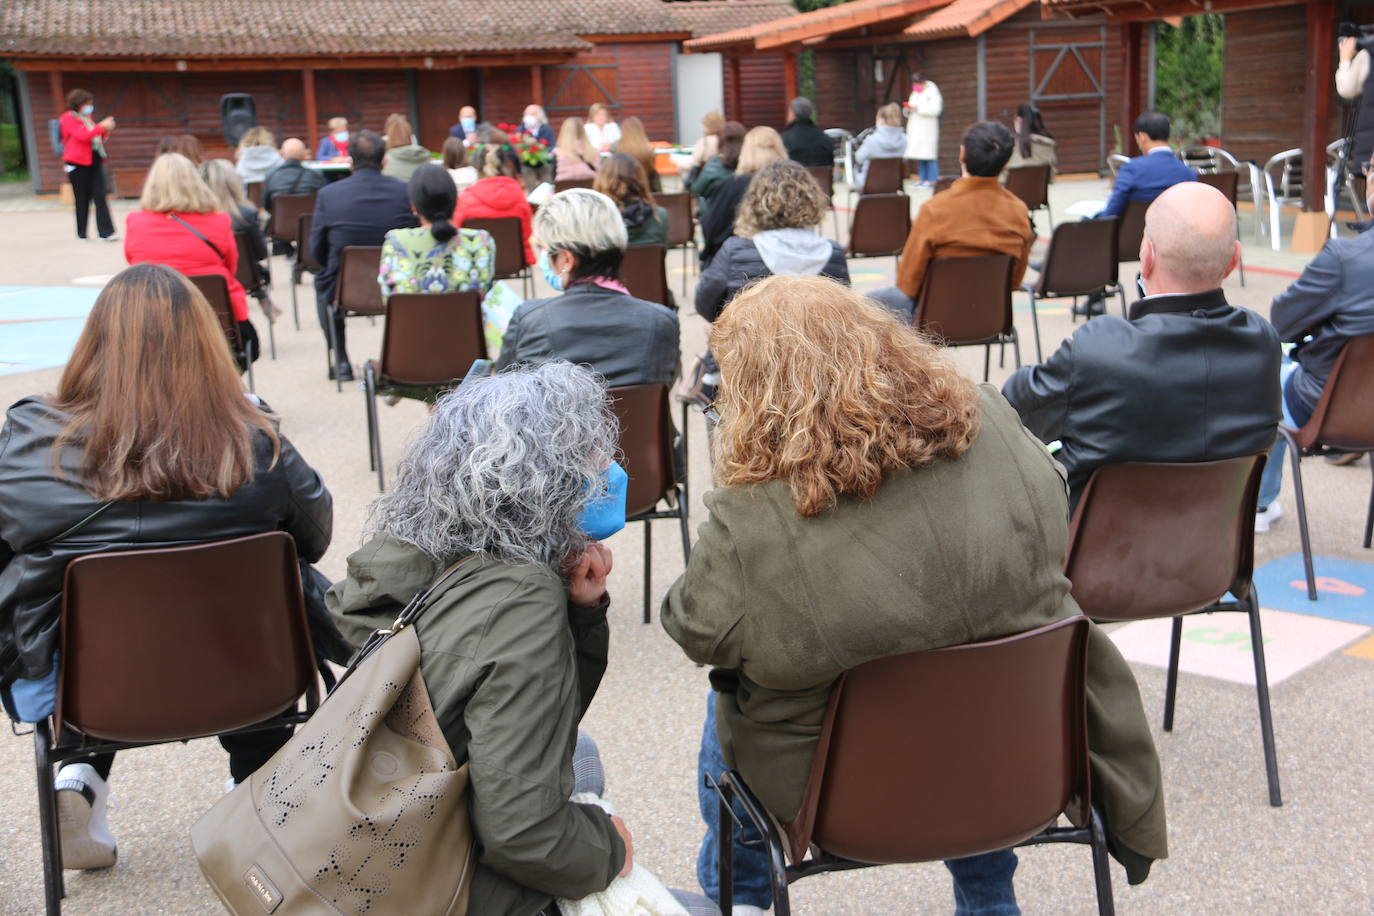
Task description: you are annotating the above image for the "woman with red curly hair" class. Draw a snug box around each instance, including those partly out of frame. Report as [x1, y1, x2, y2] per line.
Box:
[663, 275, 1167, 914]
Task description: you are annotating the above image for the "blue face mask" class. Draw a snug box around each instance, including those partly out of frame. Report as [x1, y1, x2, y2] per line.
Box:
[80, 105, 94, 116]
[577, 461, 628, 541]
[460, 117, 477, 132]
[538, 249, 564, 292]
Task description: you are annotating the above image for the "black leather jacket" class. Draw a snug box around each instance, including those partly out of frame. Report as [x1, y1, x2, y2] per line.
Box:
[0, 396, 332, 681]
[695, 234, 850, 323]
[1002, 289, 1282, 506]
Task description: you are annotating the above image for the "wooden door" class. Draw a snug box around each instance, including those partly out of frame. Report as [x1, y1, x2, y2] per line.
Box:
[415, 69, 478, 152]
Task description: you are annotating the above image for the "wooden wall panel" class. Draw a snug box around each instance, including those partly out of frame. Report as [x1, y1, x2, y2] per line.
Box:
[481, 66, 535, 128]
[610, 42, 677, 140]
[725, 54, 787, 129]
[811, 48, 857, 129]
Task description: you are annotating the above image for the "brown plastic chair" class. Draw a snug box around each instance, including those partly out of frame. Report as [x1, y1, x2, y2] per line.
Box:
[1116, 198, 1148, 266]
[1005, 164, 1052, 228]
[269, 192, 317, 330]
[622, 244, 672, 308]
[659, 192, 697, 297]
[607, 384, 691, 623]
[1275, 334, 1374, 599]
[233, 228, 275, 360]
[1195, 171, 1247, 286]
[806, 166, 841, 240]
[859, 156, 904, 195]
[931, 176, 956, 195]
[1024, 218, 1123, 361]
[710, 617, 1114, 916]
[244, 180, 264, 209]
[553, 177, 596, 193]
[914, 254, 1019, 381]
[1064, 455, 1281, 806]
[846, 193, 910, 261]
[33, 532, 319, 913]
[463, 217, 531, 297]
[186, 274, 255, 393]
[363, 291, 487, 491]
[327, 245, 384, 391]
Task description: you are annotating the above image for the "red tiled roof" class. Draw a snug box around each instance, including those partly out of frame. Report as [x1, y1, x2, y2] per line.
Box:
[685, 0, 945, 52]
[903, 0, 1035, 38]
[0, 0, 793, 58]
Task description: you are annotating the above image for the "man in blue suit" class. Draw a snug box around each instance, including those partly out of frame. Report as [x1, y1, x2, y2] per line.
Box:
[1099, 111, 1196, 219]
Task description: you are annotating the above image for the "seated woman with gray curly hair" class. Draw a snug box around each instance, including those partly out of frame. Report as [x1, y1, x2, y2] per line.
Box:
[328, 361, 716, 916]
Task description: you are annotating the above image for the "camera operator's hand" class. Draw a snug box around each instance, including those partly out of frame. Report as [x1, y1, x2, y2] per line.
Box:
[1341, 36, 1357, 63]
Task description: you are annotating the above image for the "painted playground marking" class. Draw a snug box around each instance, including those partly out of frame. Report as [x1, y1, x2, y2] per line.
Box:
[1251, 554, 1374, 626]
[0, 286, 101, 375]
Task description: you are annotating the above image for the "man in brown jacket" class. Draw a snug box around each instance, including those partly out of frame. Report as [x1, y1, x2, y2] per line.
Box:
[871, 120, 1035, 322]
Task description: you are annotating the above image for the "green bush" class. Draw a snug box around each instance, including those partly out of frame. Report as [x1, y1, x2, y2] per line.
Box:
[1154, 15, 1223, 142]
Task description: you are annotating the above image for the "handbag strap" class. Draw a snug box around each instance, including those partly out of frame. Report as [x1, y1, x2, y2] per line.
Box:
[167, 212, 225, 261]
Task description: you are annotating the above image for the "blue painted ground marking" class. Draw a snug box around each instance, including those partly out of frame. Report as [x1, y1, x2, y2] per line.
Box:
[0, 286, 100, 375]
[1251, 553, 1374, 626]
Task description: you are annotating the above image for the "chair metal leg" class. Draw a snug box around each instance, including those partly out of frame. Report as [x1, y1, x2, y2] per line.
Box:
[1088, 808, 1116, 916]
[289, 256, 301, 330]
[363, 365, 377, 471]
[1029, 291, 1043, 363]
[244, 339, 256, 394]
[1280, 427, 1317, 600]
[327, 308, 343, 394]
[35, 721, 64, 914]
[1163, 616, 1182, 731]
[1011, 328, 1022, 368]
[1246, 595, 1283, 807]
[982, 345, 991, 382]
[1364, 457, 1374, 549]
[1118, 283, 1129, 318]
[678, 488, 693, 566]
[643, 519, 652, 625]
[261, 296, 277, 359]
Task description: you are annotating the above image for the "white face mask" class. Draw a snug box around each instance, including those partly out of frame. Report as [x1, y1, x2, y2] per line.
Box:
[523, 115, 540, 130]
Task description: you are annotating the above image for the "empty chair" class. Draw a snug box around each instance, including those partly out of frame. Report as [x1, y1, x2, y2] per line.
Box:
[268, 191, 317, 329]
[621, 243, 672, 308]
[363, 291, 487, 491]
[32, 532, 319, 914]
[709, 617, 1114, 916]
[553, 177, 595, 193]
[607, 384, 690, 623]
[806, 165, 841, 240]
[1065, 455, 1281, 806]
[233, 228, 275, 359]
[846, 193, 910, 261]
[914, 254, 1019, 380]
[327, 245, 384, 391]
[1262, 149, 1317, 252]
[1272, 335, 1374, 600]
[659, 191, 697, 297]
[1005, 164, 1052, 228]
[186, 273, 255, 393]
[464, 216, 532, 296]
[1024, 218, 1123, 361]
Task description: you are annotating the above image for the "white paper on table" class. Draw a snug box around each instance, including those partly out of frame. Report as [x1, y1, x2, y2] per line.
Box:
[1065, 199, 1106, 218]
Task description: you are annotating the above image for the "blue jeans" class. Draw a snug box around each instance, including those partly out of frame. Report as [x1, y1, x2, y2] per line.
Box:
[1258, 359, 1316, 511]
[696, 692, 1021, 914]
[916, 159, 940, 183]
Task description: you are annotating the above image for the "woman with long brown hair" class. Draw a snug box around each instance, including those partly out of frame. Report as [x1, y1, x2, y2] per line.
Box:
[592, 152, 667, 246]
[0, 263, 334, 871]
[381, 113, 432, 183]
[614, 116, 661, 192]
[662, 275, 1167, 914]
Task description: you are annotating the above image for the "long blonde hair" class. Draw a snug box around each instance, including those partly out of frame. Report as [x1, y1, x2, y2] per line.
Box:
[199, 158, 251, 213]
[617, 116, 656, 182]
[141, 153, 219, 213]
[53, 264, 278, 501]
[556, 117, 595, 165]
[710, 275, 981, 517]
[736, 126, 787, 175]
[235, 125, 275, 155]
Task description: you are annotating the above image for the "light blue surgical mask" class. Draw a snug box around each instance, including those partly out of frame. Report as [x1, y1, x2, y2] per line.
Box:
[460, 117, 477, 132]
[80, 105, 94, 117]
[538, 249, 564, 292]
[577, 461, 628, 541]
[333, 130, 349, 144]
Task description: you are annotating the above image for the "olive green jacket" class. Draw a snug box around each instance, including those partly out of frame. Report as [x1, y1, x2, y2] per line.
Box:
[662, 386, 1167, 884]
[328, 535, 624, 916]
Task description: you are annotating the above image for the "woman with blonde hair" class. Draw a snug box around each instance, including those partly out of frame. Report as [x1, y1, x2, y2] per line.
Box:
[125, 153, 258, 368]
[662, 275, 1168, 914]
[699, 126, 788, 264]
[593, 152, 667, 246]
[316, 116, 349, 160]
[0, 263, 333, 870]
[614, 116, 661, 192]
[200, 158, 274, 320]
[381, 113, 432, 183]
[584, 102, 621, 152]
[553, 116, 599, 181]
[695, 159, 847, 321]
[234, 125, 281, 183]
[854, 102, 909, 189]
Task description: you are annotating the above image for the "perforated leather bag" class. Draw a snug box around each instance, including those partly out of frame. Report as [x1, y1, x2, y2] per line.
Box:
[192, 564, 473, 915]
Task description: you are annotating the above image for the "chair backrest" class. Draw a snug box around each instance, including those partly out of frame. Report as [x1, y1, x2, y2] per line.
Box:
[1106, 153, 1129, 178]
[807, 165, 834, 203]
[297, 213, 323, 272]
[606, 384, 677, 517]
[1116, 199, 1148, 263]
[269, 192, 317, 244]
[335, 245, 385, 315]
[244, 180, 264, 209]
[232, 229, 264, 294]
[1177, 144, 1241, 175]
[1005, 164, 1050, 210]
[914, 254, 1015, 344]
[860, 157, 904, 194]
[1263, 149, 1303, 204]
[1196, 170, 1239, 207]
[1064, 455, 1264, 621]
[186, 273, 243, 350]
[621, 244, 670, 306]
[1298, 333, 1374, 451]
[931, 176, 956, 195]
[1038, 218, 1119, 296]
[847, 193, 910, 257]
[659, 192, 695, 247]
[57, 532, 316, 742]
[464, 217, 525, 279]
[553, 178, 596, 193]
[379, 291, 488, 386]
[786, 616, 1090, 867]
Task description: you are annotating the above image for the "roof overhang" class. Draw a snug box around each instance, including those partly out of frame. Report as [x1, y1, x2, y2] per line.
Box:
[905, 0, 1036, 39]
[1040, 0, 1297, 21]
[685, 0, 946, 53]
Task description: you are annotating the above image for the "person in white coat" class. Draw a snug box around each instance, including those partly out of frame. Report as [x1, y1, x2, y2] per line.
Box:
[905, 74, 943, 186]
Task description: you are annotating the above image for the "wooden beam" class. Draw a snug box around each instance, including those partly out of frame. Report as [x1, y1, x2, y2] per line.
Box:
[10, 53, 576, 73]
[47, 71, 63, 117]
[302, 67, 319, 156]
[582, 32, 692, 44]
[754, 0, 945, 50]
[1302, 0, 1335, 212]
[531, 65, 544, 107]
[1045, 0, 1298, 22]
[728, 55, 743, 122]
[783, 51, 799, 101]
[1120, 22, 1142, 151]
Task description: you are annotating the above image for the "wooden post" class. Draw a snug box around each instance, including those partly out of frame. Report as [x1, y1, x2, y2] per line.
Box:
[783, 50, 799, 102]
[728, 55, 743, 122]
[1120, 23, 1142, 153]
[530, 65, 543, 106]
[48, 71, 63, 117]
[302, 67, 319, 156]
[1292, 0, 1335, 250]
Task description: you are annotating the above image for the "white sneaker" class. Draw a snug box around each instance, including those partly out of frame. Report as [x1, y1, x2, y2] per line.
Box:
[1255, 501, 1284, 533]
[224, 777, 237, 795]
[730, 906, 769, 916]
[54, 763, 117, 869]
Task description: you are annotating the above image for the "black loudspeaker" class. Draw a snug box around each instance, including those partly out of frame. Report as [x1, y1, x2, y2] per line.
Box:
[220, 94, 257, 147]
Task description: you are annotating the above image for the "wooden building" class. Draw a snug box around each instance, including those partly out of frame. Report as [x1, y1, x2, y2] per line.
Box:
[687, 0, 1148, 175]
[1, 0, 792, 193]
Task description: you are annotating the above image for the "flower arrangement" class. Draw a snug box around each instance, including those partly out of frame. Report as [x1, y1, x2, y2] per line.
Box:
[497, 123, 552, 167]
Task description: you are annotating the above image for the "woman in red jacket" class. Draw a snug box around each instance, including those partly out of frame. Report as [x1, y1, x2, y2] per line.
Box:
[124, 153, 260, 370]
[454, 141, 535, 265]
[59, 88, 118, 241]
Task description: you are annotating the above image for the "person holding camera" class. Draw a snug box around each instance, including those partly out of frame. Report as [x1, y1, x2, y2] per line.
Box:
[1338, 30, 1374, 170]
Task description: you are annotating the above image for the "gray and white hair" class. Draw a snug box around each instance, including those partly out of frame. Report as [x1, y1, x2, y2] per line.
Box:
[367, 361, 618, 569]
[790, 96, 814, 121]
[533, 188, 628, 257]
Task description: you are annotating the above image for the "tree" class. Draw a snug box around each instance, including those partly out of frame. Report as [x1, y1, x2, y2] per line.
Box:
[1153, 14, 1223, 142]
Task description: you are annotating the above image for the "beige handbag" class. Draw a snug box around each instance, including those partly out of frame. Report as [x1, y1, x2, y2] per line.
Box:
[192, 561, 475, 915]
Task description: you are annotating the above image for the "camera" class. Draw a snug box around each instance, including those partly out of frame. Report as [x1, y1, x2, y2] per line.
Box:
[1339, 22, 1374, 54]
